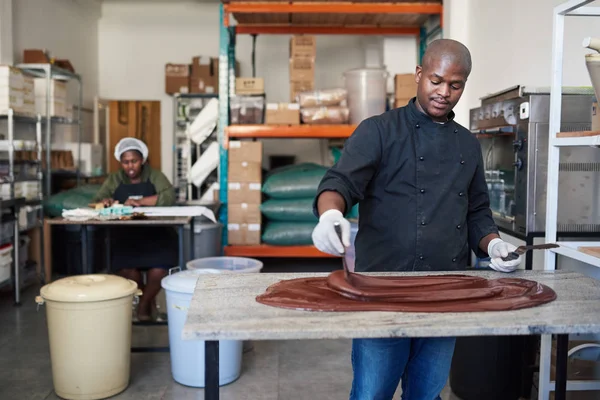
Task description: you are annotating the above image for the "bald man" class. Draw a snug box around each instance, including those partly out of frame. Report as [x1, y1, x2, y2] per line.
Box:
[311, 39, 522, 399]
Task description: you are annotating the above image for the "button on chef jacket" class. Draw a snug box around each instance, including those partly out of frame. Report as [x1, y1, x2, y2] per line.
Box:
[314, 98, 499, 272]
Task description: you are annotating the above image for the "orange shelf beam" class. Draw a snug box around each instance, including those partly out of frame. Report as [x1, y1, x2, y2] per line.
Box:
[235, 25, 421, 36]
[226, 124, 356, 139]
[224, 245, 340, 258]
[225, 2, 443, 15]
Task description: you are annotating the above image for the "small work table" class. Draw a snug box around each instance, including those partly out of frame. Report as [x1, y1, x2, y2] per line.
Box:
[46, 216, 194, 275]
[47, 215, 196, 353]
[183, 270, 600, 400]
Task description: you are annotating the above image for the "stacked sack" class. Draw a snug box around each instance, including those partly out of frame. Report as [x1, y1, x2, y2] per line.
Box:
[260, 163, 327, 246]
[296, 89, 350, 125]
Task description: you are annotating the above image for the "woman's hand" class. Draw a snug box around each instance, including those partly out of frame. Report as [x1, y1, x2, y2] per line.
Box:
[102, 198, 115, 207]
[124, 198, 141, 207]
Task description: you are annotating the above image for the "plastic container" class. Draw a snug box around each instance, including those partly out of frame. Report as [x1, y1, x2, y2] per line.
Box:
[344, 68, 388, 124]
[0, 243, 13, 283]
[344, 222, 359, 272]
[36, 274, 141, 400]
[186, 256, 263, 273]
[183, 219, 223, 260]
[161, 268, 244, 387]
[584, 37, 600, 100]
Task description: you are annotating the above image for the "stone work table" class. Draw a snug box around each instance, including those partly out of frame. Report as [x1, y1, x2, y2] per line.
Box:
[183, 270, 600, 400]
[183, 270, 600, 341]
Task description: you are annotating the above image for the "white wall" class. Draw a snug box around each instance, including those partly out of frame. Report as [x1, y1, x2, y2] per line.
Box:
[444, 0, 600, 126]
[98, 1, 418, 178]
[0, 0, 12, 64]
[11, 0, 101, 107]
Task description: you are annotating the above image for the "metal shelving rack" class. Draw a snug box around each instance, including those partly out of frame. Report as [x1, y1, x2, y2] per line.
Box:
[172, 93, 219, 203]
[217, 1, 443, 257]
[0, 109, 44, 305]
[16, 64, 83, 198]
[540, 1, 600, 398]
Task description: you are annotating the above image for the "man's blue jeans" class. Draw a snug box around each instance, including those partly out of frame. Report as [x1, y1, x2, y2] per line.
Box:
[349, 337, 456, 400]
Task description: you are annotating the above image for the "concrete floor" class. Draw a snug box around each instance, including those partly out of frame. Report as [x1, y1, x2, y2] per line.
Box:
[0, 258, 463, 400]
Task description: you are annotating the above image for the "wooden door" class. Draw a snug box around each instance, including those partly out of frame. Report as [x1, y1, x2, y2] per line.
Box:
[108, 100, 161, 173]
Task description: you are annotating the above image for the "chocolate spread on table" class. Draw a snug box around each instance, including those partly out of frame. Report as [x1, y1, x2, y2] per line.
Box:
[255, 270, 557, 312]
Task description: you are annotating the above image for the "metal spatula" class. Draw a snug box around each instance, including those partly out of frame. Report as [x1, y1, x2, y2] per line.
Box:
[334, 222, 352, 281]
[501, 243, 560, 261]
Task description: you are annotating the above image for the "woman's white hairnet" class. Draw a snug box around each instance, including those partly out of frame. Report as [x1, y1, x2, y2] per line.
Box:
[114, 138, 149, 163]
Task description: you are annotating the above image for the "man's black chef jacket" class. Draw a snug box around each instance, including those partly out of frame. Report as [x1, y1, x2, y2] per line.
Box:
[314, 97, 499, 272]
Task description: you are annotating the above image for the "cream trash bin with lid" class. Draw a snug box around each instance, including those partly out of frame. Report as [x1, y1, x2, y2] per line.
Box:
[35, 274, 142, 400]
[161, 267, 253, 388]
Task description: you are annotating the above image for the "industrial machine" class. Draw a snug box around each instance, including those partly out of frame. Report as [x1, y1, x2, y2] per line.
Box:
[469, 85, 600, 268]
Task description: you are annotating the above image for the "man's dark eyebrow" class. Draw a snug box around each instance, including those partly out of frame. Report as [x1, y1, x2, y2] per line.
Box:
[430, 73, 465, 85]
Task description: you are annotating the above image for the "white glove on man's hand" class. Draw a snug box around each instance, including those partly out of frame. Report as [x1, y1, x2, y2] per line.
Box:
[487, 238, 522, 273]
[312, 209, 351, 256]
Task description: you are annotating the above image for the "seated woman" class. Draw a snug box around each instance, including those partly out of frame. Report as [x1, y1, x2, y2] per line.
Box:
[93, 137, 177, 321]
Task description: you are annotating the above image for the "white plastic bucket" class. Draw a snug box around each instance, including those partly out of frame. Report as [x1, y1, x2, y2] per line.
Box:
[186, 256, 263, 273]
[344, 67, 388, 124]
[344, 222, 359, 272]
[161, 268, 243, 387]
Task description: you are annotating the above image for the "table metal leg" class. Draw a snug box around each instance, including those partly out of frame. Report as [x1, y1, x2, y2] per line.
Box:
[555, 334, 568, 400]
[205, 340, 219, 400]
[105, 228, 111, 273]
[13, 208, 21, 306]
[189, 218, 195, 261]
[525, 233, 534, 271]
[178, 225, 184, 269]
[81, 225, 89, 274]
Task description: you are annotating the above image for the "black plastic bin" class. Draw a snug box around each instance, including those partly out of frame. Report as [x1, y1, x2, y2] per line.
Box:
[449, 336, 537, 400]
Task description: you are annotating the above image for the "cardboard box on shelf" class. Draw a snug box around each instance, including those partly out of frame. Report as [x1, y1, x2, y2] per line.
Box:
[289, 57, 315, 82]
[22, 49, 51, 64]
[228, 203, 261, 225]
[228, 182, 262, 204]
[52, 142, 104, 176]
[0, 67, 36, 116]
[35, 97, 67, 117]
[265, 103, 300, 125]
[228, 161, 262, 183]
[235, 78, 265, 95]
[190, 77, 216, 94]
[290, 80, 315, 102]
[190, 56, 219, 94]
[192, 56, 213, 78]
[34, 78, 67, 100]
[227, 223, 261, 245]
[394, 73, 417, 100]
[229, 141, 263, 163]
[290, 35, 316, 59]
[165, 63, 190, 95]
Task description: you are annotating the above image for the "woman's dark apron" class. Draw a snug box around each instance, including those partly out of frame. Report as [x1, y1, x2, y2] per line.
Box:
[109, 179, 178, 271]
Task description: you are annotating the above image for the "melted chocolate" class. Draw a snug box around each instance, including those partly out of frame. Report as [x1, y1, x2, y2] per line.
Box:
[255, 270, 557, 312]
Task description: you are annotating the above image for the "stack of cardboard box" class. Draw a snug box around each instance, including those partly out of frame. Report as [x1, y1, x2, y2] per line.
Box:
[394, 73, 418, 108]
[34, 77, 68, 117]
[0, 66, 35, 116]
[227, 141, 263, 245]
[165, 57, 240, 95]
[289, 35, 316, 102]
